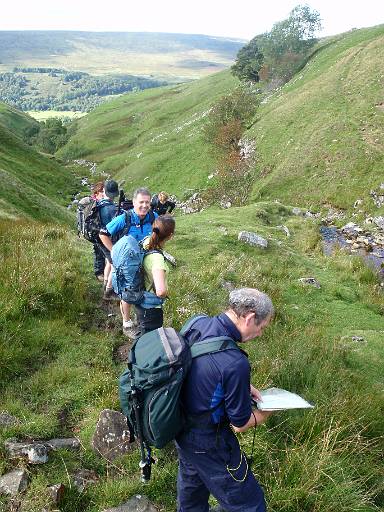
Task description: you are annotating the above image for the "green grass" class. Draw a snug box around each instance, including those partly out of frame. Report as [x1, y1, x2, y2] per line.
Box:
[1, 24, 384, 512]
[0, 107, 80, 222]
[57, 72, 238, 197]
[0, 101, 38, 138]
[248, 25, 384, 212]
[1, 204, 383, 511]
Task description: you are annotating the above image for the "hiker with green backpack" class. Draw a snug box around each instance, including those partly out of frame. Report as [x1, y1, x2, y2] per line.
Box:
[119, 287, 274, 509]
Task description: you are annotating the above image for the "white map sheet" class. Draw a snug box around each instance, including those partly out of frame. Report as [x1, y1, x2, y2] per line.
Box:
[254, 387, 314, 411]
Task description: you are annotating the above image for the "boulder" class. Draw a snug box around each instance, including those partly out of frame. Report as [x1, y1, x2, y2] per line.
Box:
[47, 483, 65, 504]
[4, 437, 80, 464]
[298, 277, 321, 289]
[238, 231, 268, 248]
[102, 495, 158, 512]
[91, 409, 136, 461]
[0, 412, 18, 428]
[72, 469, 99, 493]
[0, 469, 29, 496]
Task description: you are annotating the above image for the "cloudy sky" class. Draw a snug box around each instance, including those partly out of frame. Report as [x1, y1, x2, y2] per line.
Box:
[1, 0, 383, 40]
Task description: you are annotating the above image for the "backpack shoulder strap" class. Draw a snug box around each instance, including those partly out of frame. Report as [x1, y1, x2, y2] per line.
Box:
[190, 336, 239, 359]
[179, 314, 209, 337]
[148, 210, 155, 224]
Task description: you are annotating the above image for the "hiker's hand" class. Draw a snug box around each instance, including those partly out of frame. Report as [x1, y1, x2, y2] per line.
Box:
[250, 384, 262, 402]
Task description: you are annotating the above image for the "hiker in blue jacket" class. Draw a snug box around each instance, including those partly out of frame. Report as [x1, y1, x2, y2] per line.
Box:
[176, 288, 274, 512]
[99, 187, 158, 326]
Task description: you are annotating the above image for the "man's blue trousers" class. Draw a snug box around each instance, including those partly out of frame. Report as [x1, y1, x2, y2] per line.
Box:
[175, 426, 266, 512]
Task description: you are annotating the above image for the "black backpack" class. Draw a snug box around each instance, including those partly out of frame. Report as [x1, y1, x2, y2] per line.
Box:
[77, 198, 101, 243]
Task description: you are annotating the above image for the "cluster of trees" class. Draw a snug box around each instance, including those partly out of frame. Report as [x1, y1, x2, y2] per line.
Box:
[23, 118, 71, 154]
[204, 85, 261, 206]
[232, 5, 322, 83]
[0, 70, 166, 112]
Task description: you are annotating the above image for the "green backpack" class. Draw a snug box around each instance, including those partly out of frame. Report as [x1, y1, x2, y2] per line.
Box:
[119, 315, 240, 450]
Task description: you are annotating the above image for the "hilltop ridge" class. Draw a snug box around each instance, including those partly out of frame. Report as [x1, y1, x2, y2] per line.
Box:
[59, 25, 384, 217]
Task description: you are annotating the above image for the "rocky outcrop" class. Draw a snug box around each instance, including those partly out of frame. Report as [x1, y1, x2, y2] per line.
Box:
[92, 409, 136, 461]
[238, 231, 268, 248]
[0, 469, 29, 496]
[4, 437, 80, 464]
[102, 495, 158, 512]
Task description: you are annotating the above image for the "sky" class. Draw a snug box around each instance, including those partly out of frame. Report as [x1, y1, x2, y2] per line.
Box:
[1, 0, 383, 40]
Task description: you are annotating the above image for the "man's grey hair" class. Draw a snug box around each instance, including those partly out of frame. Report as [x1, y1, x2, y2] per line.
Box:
[229, 288, 274, 324]
[133, 187, 151, 199]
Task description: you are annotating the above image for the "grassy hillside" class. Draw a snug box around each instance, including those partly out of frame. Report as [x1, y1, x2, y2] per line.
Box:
[0, 101, 38, 138]
[0, 31, 244, 80]
[60, 25, 384, 216]
[57, 72, 238, 197]
[249, 25, 384, 212]
[0, 104, 78, 221]
[0, 205, 383, 511]
[1, 24, 384, 512]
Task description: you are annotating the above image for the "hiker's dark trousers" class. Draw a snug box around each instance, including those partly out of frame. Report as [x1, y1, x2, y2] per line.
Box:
[175, 426, 266, 512]
[135, 306, 163, 337]
[93, 243, 105, 276]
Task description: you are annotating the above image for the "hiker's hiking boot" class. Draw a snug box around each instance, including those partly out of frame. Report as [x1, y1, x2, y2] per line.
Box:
[103, 287, 119, 301]
[123, 320, 140, 339]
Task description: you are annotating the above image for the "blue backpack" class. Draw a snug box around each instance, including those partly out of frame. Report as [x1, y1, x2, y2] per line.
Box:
[111, 235, 160, 304]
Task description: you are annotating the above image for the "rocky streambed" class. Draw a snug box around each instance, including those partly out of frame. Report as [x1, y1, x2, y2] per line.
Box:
[320, 221, 384, 282]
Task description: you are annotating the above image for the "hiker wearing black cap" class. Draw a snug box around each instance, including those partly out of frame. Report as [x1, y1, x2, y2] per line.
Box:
[95, 180, 119, 297]
[175, 288, 274, 512]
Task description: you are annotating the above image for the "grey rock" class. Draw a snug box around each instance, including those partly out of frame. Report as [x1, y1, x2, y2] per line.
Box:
[277, 225, 290, 237]
[48, 483, 65, 503]
[72, 469, 99, 493]
[0, 469, 29, 496]
[298, 277, 321, 289]
[220, 200, 232, 209]
[91, 409, 136, 461]
[291, 207, 303, 216]
[102, 494, 158, 512]
[46, 438, 80, 451]
[238, 231, 268, 248]
[372, 216, 384, 230]
[27, 444, 49, 464]
[5, 439, 48, 464]
[162, 250, 176, 267]
[221, 281, 236, 292]
[0, 412, 19, 428]
[4, 437, 80, 464]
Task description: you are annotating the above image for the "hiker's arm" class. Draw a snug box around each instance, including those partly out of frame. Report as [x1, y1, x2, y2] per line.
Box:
[151, 268, 167, 298]
[250, 384, 262, 401]
[231, 410, 272, 433]
[99, 232, 113, 251]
